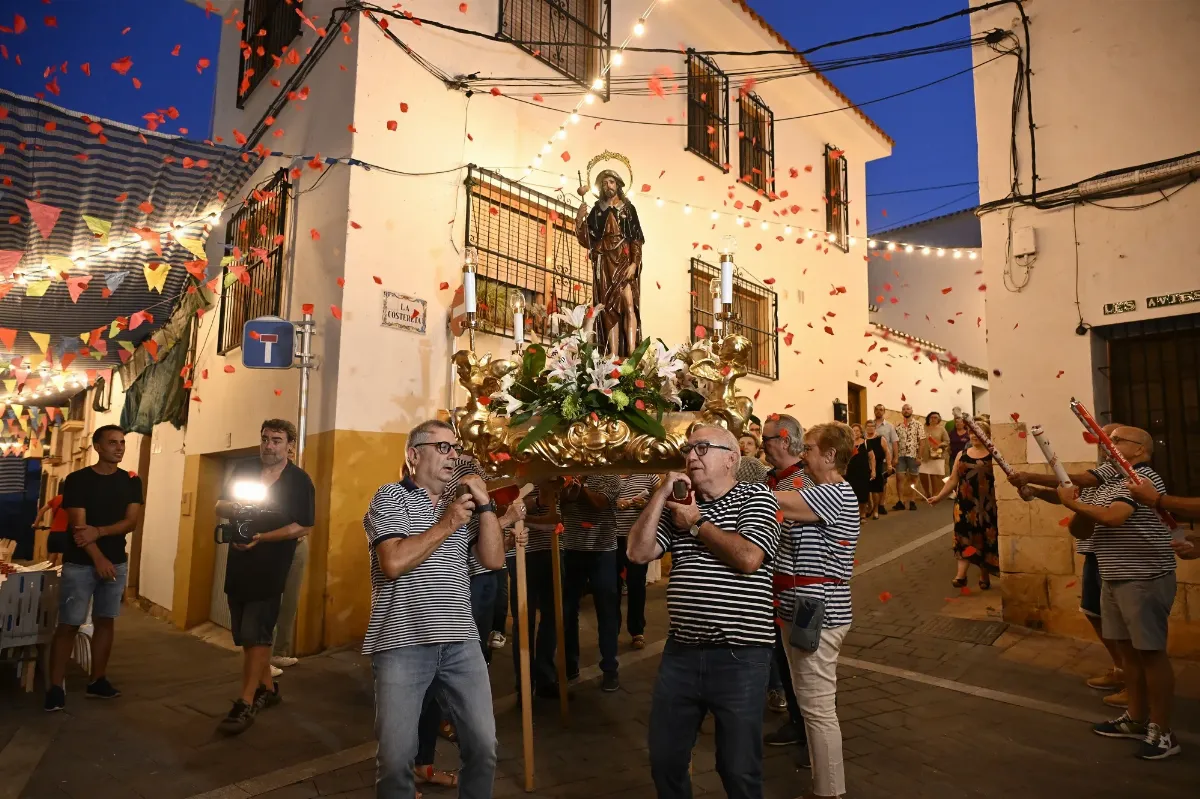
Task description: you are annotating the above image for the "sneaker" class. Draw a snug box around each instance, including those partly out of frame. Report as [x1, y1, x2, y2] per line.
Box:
[488, 632, 506, 650]
[601, 672, 620, 692]
[1092, 712, 1147, 740]
[85, 677, 121, 699]
[631, 634, 646, 650]
[908, 501, 918, 511]
[1103, 689, 1129, 709]
[567, 671, 581, 685]
[1137, 724, 1181, 760]
[764, 721, 800, 747]
[270, 665, 283, 678]
[270, 656, 298, 668]
[892, 502, 905, 511]
[253, 681, 282, 712]
[44, 684, 66, 712]
[1086, 668, 1123, 691]
[218, 699, 256, 735]
[767, 689, 787, 713]
[878, 506, 888, 516]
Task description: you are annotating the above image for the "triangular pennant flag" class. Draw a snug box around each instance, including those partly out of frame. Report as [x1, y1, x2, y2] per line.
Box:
[25, 280, 51, 297]
[105, 270, 129, 292]
[92, 339, 108, 356]
[82, 215, 112, 246]
[184, 259, 208, 279]
[117, 341, 135, 352]
[176, 237, 207, 260]
[0, 284, 12, 301]
[79, 332, 90, 344]
[129, 311, 148, 330]
[28, 332, 50, 353]
[66, 275, 91, 303]
[0, 250, 21, 278]
[144, 337, 159, 361]
[3, 380, 15, 394]
[59, 353, 76, 370]
[26, 353, 45, 372]
[46, 255, 74, 274]
[0, 328, 15, 351]
[25, 199, 62, 240]
[131, 227, 162, 256]
[143, 263, 170, 293]
[108, 319, 122, 338]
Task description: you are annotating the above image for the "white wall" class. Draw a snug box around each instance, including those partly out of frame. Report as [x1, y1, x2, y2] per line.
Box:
[138, 423, 186, 610]
[334, 0, 892, 433]
[971, 0, 1200, 464]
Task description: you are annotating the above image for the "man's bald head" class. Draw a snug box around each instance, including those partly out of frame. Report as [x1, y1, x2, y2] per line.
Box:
[1114, 426, 1154, 453]
[1101, 423, 1121, 435]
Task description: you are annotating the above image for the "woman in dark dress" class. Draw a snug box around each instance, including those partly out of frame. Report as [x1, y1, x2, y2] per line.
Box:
[864, 420, 889, 520]
[947, 416, 970, 474]
[929, 419, 1000, 589]
[845, 423, 872, 519]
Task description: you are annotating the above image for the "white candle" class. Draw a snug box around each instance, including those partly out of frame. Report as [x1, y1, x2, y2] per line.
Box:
[463, 271, 477, 313]
[711, 293, 723, 332]
[720, 260, 733, 304]
[513, 312, 524, 345]
[551, 314, 559, 337]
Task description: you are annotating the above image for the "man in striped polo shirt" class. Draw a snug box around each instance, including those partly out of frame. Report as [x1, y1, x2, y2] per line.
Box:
[1057, 426, 1181, 761]
[615, 474, 661, 650]
[362, 419, 506, 797]
[628, 425, 781, 799]
[559, 473, 623, 691]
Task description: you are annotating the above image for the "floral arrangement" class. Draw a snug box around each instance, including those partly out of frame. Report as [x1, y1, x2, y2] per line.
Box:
[489, 305, 689, 451]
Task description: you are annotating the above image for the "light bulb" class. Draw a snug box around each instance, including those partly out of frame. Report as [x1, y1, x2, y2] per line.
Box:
[557, 128, 566, 140]
[612, 52, 623, 67]
[656, 197, 664, 207]
[848, 236, 857, 246]
[464, 246, 478, 269]
[533, 155, 542, 166]
[937, 248, 945, 257]
[559, 174, 567, 185]
[886, 242, 896, 251]
[710, 211, 719, 220]
[592, 77, 605, 91]
[760, 221, 768, 231]
[570, 112, 580, 124]
[683, 204, 691, 214]
[904, 244, 914, 253]
[709, 277, 721, 299]
[953, 250, 963, 259]
[509, 291, 526, 314]
[584, 94, 595, 105]
[784, 226, 792, 235]
[806, 230, 815, 239]
[523, 167, 532, 176]
[922, 247, 931, 256]
[633, 18, 646, 36]
[868, 239, 876, 248]
[828, 232, 837, 243]
[541, 143, 551, 154]
[735, 216, 744, 227]
[720, 234, 738, 255]
[968, 251, 978, 260]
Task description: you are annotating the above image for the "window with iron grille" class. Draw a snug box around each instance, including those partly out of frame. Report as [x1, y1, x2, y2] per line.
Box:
[465, 166, 592, 337]
[218, 169, 290, 354]
[824, 144, 849, 252]
[237, 0, 304, 109]
[738, 92, 774, 196]
[499, 0, 611, 97]
[686, 52, 729, 173]
[688, 258, 778, 380]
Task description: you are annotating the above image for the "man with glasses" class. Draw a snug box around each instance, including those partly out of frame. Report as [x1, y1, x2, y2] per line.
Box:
[628, 425, 781, 799]
[363, 419, 506, 796]
[1055, 427, 1180, 761]
[871, 404, 898, 515]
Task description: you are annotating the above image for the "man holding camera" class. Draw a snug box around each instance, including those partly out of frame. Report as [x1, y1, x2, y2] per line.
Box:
[363, 419, 505, 798]
[215, 419, 315, 735]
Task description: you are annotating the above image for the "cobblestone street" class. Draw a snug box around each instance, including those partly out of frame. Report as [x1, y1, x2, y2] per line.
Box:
[3, 504, 1198, 799]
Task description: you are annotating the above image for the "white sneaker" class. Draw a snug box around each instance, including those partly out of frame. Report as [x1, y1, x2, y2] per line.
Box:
[270, 665, 283, 678]
[271, 656, 299, 668]
[488, 632, 506, 650]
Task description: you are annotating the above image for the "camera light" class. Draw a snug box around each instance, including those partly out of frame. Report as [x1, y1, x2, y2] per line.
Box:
[233, 481, 267, 502]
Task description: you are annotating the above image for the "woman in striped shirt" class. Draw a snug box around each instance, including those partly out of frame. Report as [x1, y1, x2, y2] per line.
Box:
[773, 422, 861, 799]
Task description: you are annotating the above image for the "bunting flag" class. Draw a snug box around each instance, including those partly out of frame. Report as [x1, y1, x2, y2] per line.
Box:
[175, 237, 207, 260]
[46, 255, 74, 274]
[143, 263, 171, 292]
[25, 199, 62, 240]
[0, 250, 21, 278]
[105, 270, 130, 292]
[25, 280, 51, 297]
[28, 332, 50, 353]
[0, 328, 16, 351]
[2, 380, 14, 394]
[66, 275, 92, 303]
[82, 215, 112, 247]
[26, 352, 44, 372]
[130, 227, 163, 256]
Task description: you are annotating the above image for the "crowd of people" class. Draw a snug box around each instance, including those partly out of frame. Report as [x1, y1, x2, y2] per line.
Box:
[40, 403, 1199, 798]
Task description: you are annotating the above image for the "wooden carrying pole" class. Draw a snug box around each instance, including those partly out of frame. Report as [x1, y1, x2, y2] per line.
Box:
[511, 483, 536, 792]
[550, 531, 569, 724]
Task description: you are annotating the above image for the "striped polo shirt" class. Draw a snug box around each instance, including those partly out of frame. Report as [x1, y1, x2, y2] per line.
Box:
[507, 486, 555, 557]
[1087, 463, 1175, 581]
[362, 463, 481, 655]
[614, 474, 661, 536]
[654, 481, 780, 647]
[560, 474, 621, 552]
[774, 480, 860, 629]
[1075, 462, 1121, 555]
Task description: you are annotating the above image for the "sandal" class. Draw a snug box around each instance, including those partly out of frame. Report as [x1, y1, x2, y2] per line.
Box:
[631, 634, 645, 650]
[979, 575, 991, 590]
[951, 577, 967, 589]
[438, 720, 458, 744]
[413, 765, 458, 787]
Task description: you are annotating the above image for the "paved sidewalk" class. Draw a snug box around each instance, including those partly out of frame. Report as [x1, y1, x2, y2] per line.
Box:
[3, 503, 1198, 799]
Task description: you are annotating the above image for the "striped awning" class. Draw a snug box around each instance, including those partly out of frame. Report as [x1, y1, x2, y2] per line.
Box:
[0, 90, 260, 371]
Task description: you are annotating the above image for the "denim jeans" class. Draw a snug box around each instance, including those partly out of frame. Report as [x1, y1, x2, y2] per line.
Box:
[563, 549, 620, 676]
[616, 536, 647, 637]
[773, 623, 805, 735]
[648, 639, 772, 799]
[507, 551, 560, 691]
[372, 642, 496, 799]
[470, 571, 499, 663]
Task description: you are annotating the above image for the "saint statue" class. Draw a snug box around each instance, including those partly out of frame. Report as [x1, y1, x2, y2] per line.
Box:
[575, 160, 644, 357]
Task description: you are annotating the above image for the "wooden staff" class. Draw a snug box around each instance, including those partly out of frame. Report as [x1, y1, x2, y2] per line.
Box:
[509, 483, 536, 792]
[550, 518, 570, 725]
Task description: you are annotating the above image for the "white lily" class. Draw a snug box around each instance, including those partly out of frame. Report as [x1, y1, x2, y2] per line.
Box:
[588, 354, 621, 396]
[491, 374, 525, 416]
[546, 339, 582, 386]
[550, 304, 595, 333]
[644, 340, 685, 382]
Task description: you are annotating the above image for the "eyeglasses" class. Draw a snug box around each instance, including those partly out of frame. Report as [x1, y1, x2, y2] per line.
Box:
[761, 435, 782, 442]
[1110, 436, 1141, 448]
[413, 441, 465, 455]
[681, 442, 736, 457]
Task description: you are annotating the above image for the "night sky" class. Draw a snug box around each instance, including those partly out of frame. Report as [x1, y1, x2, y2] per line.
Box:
[0, 0, 979, 233]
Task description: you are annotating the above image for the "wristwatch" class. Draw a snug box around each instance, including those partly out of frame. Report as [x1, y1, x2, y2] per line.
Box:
[475, 501, 497, 515]
[688, 521, 702, 538]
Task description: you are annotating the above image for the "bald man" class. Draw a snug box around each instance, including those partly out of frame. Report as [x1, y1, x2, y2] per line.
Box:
[1010, 423, 1126, 698]
[1056, 426, 1179, 761]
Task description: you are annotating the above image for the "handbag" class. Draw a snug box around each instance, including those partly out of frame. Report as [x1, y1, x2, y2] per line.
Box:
[785, 508, 835, 652]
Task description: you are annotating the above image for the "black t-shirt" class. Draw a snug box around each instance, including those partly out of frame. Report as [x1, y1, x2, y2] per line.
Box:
[61, 467, 144, 566]
[223, 461, 316, 601]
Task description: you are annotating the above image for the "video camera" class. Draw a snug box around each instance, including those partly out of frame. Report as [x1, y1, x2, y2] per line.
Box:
[215, 480, 274, 545]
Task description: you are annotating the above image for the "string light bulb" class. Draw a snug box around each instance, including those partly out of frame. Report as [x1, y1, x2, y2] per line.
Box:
[806, 230, 816, 239]
[886, 242, 896, 251]
[656, 197, 664, 207]
[683, 204, 691, 214]
[710, 211, 719, 220]
[541, 143, 551, 154]
[937, 248, 945, 257]
[570, 113, 580, 124]
[584, 94, 595, 105]
[592, 77, 605, 91]
[760, 221, 768, 231]
[922, 247, 931, 256]
[953, 250, 963, 259]
[968, 251, 978, 260]
[904, 244, 914, 253]
[827, 232, 837, 243]
[633, 18, 646, 36]
[868, 239, 876, 249]
[557, 128, 566, 140]
[848, 236, 857, 246]
[736, 216, 744, 226]
[784, 226, 793, 235]
[612, 52, 624, 67]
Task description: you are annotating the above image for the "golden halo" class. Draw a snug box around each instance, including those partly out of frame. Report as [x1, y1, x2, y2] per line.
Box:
[586, 150, 633, 192]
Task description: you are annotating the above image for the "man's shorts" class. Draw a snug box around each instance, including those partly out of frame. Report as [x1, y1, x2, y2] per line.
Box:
[228, 595, 282, 648]
[896, 456, 920, 475]
[1080, 552, 1102, 618]
[59, 561, 128, 626]
[1100, 572, 1176, 651]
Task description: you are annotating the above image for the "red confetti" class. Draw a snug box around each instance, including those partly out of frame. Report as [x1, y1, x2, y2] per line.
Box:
[960, 586, 971, 596]
[223, 365, 235, 374]
[1066, 580, 1077, 588]
[823, 326, 834, 335]
[350, 221, 362, 229]
[302, 303, 314, 314]
[1010, 412, 1020, 422]
[1058, 517, 1071, 527]
[439, 281, 450, 290]
[490, 87, 501, 96]
[400, 102, 409, 113]
[111, 56, 133, 75]
[694, 324, 707, 339]
[386, 120, 397, 131]
[373, 275, 382, 284]
[561, 151, 571, 162]
[941, 287, 953, 294]
[330, 305, 342, 320]
[878, 592, 892, 603]
[171, 44, 181, 56]
[275, 389, 283, 397]
[460, 3, 469, 12]
[1056, 370, 1065, 378]
[138, 200, 154, 214]
[962, 546, 977, 558]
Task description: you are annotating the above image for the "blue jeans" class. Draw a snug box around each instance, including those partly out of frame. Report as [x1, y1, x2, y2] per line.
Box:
[507, 550, 560, 691]
[648, 639, 772, 799]
[617, 536, 647, 637]
[372, 643, 496, 798]
[470, 571, 499, 662]
[563, 549, 619, 676]
[59, 561, 128, 626]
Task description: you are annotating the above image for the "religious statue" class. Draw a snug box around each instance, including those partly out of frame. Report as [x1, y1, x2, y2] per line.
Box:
[575, 151, 644, 357]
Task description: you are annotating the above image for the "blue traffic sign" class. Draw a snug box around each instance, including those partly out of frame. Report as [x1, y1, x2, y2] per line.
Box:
[242, 316, 295, 369]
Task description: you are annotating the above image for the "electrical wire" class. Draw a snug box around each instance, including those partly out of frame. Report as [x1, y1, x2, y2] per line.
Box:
[872, 190, 979, 229]
[868, 180, 978, 197]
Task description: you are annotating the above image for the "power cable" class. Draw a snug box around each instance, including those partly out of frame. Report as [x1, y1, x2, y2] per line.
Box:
[868, 181, 978, 197]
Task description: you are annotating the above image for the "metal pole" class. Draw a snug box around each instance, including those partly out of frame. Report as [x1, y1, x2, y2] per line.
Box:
[295, 311, 315, 467]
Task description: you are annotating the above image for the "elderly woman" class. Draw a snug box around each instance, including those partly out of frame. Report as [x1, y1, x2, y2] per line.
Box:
[919, 412, 950, 500]
[772, 422, 861, 799]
